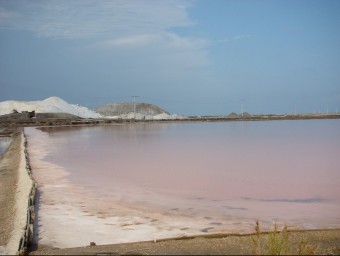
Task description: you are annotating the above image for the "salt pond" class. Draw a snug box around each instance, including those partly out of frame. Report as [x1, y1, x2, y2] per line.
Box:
[0, 137, 12, 156]
[25, 120, 340, 248]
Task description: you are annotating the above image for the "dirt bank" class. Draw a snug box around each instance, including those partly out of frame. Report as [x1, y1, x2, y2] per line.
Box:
[0, 129, 33, 255]
[0, 131, 20, 254]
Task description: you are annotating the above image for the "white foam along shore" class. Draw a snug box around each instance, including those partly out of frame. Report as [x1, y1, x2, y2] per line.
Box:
[0, 97, 185, 120]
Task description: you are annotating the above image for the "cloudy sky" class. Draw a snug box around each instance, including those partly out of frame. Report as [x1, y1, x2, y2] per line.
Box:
[1, 0, 339, 115]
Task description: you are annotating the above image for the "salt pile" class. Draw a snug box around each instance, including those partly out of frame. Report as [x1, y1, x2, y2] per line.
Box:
[0, 97, 102, 118]
[95, 102, 186, 120]
[110, 112, 185, 120]
[0, 97, 186, 120]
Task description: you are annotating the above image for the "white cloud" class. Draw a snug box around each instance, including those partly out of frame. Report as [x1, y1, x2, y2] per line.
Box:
[218, 34, 253, 43]
[98, 32, 210, 67]
[100, 34, 160, 47]
[162, 33, 208, 50]
[0, 0, 210, 68]
[99, 32, 208, 49]
[0, 7, 9, 19]
[0, 0, 194, 39]
[0, 7, 16, 28]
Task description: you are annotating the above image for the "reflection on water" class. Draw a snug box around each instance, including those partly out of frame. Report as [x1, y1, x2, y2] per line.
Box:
[0, 137, 12, 156]
[25, 120, 340, 248]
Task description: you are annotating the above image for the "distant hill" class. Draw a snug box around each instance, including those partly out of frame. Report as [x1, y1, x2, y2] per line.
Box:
[227, 112, 252, 117]
[95, 102, 169, 116]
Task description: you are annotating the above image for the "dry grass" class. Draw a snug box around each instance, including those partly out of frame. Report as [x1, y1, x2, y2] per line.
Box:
[252, 221, 318, 255]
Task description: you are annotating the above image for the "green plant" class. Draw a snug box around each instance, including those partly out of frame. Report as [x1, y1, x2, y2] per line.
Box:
[266, 223, 289, 255]
[251, 221, 317, 255]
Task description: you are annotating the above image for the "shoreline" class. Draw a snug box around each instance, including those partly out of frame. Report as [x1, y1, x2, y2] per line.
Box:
[1, 113, 340, 128]
[9, 132, 34, 254]
[1, 125, 340, 254]
[29, 228, 340, 255]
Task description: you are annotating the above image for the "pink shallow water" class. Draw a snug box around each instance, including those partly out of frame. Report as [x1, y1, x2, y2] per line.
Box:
[25, 120, 340, 248]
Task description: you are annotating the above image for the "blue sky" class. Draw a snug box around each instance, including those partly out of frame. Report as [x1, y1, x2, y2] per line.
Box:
[1, 0, 339, 115]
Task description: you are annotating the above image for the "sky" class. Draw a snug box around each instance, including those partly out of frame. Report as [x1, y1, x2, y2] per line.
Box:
[0, 0, 340, 115]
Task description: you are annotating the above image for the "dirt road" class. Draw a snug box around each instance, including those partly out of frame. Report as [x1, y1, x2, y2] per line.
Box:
[29, 229, 340, 255]
[0, 131, 21, 254]
[0, 129, 33, 255]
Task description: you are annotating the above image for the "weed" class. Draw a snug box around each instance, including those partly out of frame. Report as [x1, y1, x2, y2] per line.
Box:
[297, 237, 317, 255]
[251, 220, 262, 255]
[266, 223, 289, 255]
[252, 221, 317, 255]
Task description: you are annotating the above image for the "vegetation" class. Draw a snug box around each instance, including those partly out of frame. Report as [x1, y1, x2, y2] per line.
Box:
[251, 221, 318, 255]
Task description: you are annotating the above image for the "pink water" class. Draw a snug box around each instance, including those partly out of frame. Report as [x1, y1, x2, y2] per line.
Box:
[25, 120, 340, 248]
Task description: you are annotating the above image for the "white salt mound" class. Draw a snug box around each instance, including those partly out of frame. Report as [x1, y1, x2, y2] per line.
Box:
[0, 97, 186, 120]
[0, 97, 102, 118]
[105, 112, 185, 120]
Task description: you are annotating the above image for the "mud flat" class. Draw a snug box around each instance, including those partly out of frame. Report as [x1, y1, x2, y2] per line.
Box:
[0, 129, 33, 255]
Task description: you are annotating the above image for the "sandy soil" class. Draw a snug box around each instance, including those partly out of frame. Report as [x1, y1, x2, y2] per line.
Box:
[0, 129, 33, 255]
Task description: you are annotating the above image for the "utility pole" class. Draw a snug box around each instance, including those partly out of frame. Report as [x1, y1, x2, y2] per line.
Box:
[131, 96, 139, 119]
[240, 99, 244, 117]
[241, 102, 243, 117]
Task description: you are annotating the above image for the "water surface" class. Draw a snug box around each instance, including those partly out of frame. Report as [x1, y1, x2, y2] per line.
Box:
[25, 120, 340, 248]
[0, 137, 12, 156]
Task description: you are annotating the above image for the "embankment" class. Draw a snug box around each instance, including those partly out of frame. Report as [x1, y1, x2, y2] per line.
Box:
[0, 130, 36, 255]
